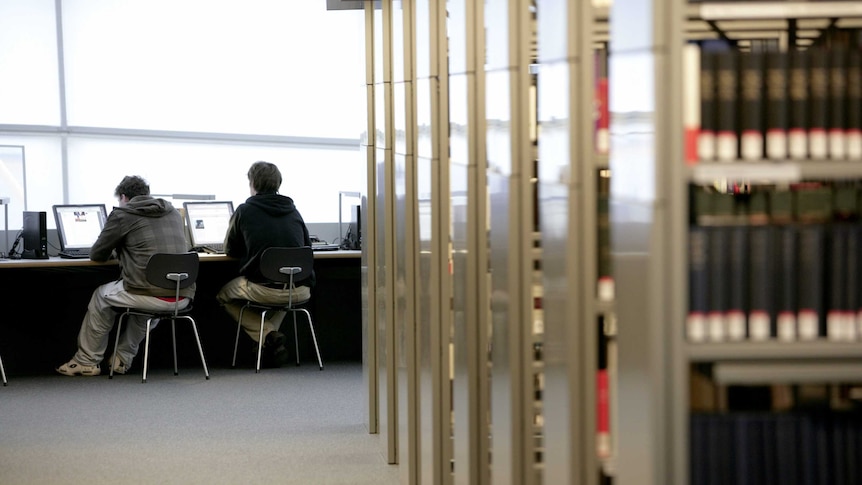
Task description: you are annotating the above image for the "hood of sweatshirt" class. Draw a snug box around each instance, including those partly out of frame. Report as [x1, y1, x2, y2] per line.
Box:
[244, 193, 297, 217]
[116, 195, 176, 218]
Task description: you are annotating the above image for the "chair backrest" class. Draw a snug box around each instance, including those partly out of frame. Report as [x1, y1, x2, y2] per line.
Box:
[145, 252, 200, 291]
[259, 246, 313, 285]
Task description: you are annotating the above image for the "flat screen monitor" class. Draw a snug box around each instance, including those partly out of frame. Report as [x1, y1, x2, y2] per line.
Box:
[183, 201, 234, 248]
[52, 204, 109, 251]
[342, 204, 361, 250]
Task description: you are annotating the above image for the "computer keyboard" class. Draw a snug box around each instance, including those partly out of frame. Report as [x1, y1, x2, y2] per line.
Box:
[311, 243, 340, 251]
[192, 244, 225, 254]
[59, 249, 90, 259]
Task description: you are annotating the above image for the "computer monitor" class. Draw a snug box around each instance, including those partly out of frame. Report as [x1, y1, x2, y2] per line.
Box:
[183, 201, 234, 249]
[341, 204, 361, 250]
[52, 204, 109, 251]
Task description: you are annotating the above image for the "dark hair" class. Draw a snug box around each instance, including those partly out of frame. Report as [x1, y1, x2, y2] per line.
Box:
[248, 161, 282, 195]
[114, 175, 150, 199]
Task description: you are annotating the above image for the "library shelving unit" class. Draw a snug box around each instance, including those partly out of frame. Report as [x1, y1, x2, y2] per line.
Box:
[611, 1, 862, 484]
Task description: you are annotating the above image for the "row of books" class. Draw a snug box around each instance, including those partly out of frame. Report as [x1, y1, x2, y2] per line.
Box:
[687, 184, 862, 342]
[690, 411, 862, 485]
[683, 43, 862, 162]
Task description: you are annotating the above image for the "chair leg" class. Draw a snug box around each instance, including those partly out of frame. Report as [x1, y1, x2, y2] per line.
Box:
[142, 317, 155, 383]
[185, 316, 210, 380]
[232, 305, 247, 368]
[170, 319, 178, 376]
[109, 313, 127, 379]
[299, 309, 323, 370]
[293, 310, 300, 366]
[0, 353, 7, 386]
[293, 308, 323, 370]
[255, 309, 268, 373]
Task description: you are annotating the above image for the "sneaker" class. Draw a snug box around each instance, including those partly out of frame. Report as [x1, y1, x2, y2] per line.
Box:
[110, 355, 129, 375]
[263, 331, 289, 368]
[56, 359, 101, 377]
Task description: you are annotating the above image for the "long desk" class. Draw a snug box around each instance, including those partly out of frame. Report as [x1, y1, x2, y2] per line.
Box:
[0, 251, 361, 375]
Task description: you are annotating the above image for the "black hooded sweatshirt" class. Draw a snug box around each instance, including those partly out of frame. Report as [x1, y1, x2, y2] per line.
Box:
[224, 193, 315, 287]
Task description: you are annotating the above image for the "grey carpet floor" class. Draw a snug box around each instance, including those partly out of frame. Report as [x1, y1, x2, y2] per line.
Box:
[0, 362, 399, 485]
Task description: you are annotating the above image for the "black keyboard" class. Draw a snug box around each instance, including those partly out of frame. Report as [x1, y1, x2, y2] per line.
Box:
[59, 249, 90, 259]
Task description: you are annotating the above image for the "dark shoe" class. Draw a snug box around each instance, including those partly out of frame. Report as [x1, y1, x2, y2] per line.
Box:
[262, 332, 289, 368]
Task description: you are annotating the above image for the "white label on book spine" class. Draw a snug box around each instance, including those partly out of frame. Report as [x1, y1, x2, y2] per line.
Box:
[741, 133, 763, 160]
[727, 312, 746, 340]
[597, 277, 614, 302]
[829, 132, 846, 159]
[717, 134, 738, 161]
[810, 131, 828, 159]
[766, 132, 787, 160]
[827, 312, 844, 341]
[708, 313, 726, 341]
[777, 313, 797, 341]
[847, 133, 862, 159]
[798, 311, 818, 340]
[844, 314, 857, 341]
[698, 132, 716, 160]
[788, 132, 807, 159]
[687, 314, 707, 342]
[748, 312, 770, 340]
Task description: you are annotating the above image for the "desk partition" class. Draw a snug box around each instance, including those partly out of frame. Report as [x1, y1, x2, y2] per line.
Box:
[0, 251, 361, 375]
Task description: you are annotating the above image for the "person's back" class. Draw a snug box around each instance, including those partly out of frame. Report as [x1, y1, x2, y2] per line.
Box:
[218, 161, 314, 368]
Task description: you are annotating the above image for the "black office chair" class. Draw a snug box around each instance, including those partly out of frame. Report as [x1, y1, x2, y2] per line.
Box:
[0, 352, 6, 386]
[110, 252, 210, 383]
[231, 246, 323, 373]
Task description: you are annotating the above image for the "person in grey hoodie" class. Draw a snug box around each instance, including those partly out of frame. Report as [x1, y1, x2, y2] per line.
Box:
[56, 175, 193, 377]
[217, 161, 315, 368]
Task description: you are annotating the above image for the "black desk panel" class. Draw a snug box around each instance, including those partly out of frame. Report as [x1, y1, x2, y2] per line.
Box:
[0, 252, 362, 376]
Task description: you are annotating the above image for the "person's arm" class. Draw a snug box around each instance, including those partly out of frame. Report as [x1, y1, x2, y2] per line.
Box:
[89, 212, 123, 262]
[224, 210, 245, 257]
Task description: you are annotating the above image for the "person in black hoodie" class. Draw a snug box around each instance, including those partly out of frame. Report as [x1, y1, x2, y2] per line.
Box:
[216, 161, 315, 367]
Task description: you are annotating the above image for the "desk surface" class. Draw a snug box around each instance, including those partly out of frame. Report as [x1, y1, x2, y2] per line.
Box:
[0, 250, 361, 269]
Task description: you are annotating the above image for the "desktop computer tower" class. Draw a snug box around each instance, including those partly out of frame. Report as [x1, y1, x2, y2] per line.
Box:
[22, 211, 48, 259]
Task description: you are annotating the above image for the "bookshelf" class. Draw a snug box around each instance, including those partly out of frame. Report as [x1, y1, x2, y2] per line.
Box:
[611, 1, 862, 484]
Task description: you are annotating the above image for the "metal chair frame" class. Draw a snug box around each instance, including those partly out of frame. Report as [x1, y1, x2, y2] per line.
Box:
[110, 252, 210, 383]
[231, 246, 323, 373]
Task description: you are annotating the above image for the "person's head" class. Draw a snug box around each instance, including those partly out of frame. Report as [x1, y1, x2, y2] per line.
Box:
[247, 161, 282, 196]
[114, 175, 150, 207]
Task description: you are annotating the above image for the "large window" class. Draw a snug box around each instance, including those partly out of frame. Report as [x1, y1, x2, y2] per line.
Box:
[0, 0, 365, 228]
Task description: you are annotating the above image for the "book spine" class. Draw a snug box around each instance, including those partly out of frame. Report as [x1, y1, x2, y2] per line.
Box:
[597, 171, 614, 301]
[826, 223, 847, 340]
[789, 49, 809, 159]
[776, 224, 798, 341]
[740, 51, 765, 160]
[809, 49, 829, 159]
[716, 50, 738, 161]
[748, 224, 775, 340]
[797, 223, 825, 340]
[684, 43, 701, 163]
[848, 223, 860, 341]
[699, 48, 717, 161]
[727, 223, 748, 340]
[847, 48, 862, 159]
[708, 223, 729, 341]
[829, 48, 847, 159]
[595, 48, 610, 156]
[766, 51, 788, 160]
[688, 225, 710, 342]
[596, 316, 610, 458]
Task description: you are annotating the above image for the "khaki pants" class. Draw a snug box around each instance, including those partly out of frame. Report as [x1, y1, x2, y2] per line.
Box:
[217, 276, 311, 342]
